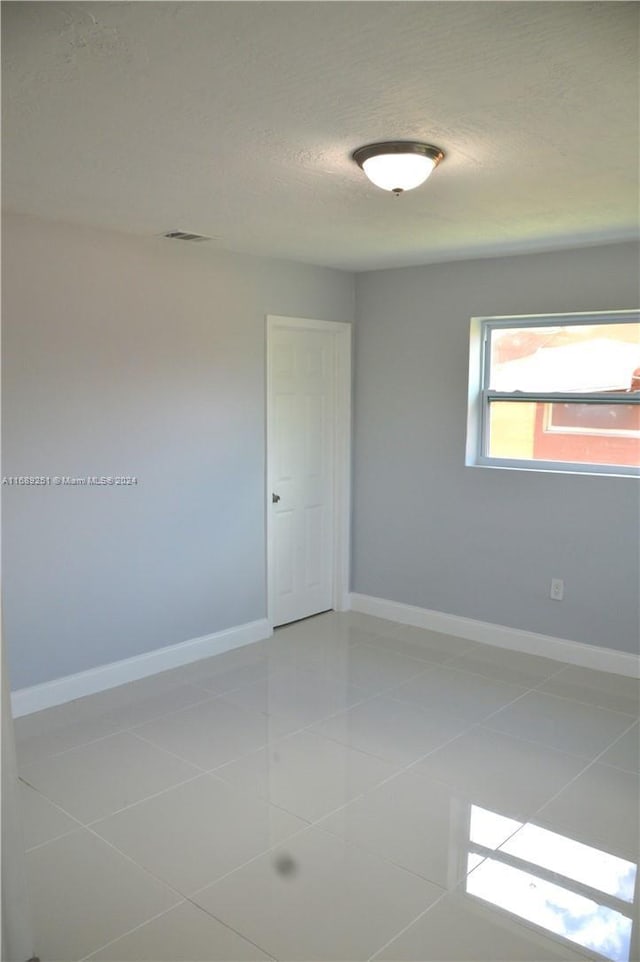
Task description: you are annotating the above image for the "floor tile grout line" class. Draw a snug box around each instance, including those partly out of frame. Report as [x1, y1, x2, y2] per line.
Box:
[21, 743, 211, 829]
[15, 685, 224, 766]
[363, 807, 598, 962]
[310, 812, 483, 890]
[308, 719, 480, 793]
[361, 636, 479, 661]
[24, 766, 211, 836]
[359, 635, 638, 699]
[395, 682, 544, 777]
[184, 818, 321, 899]
[370, 671, 633, 813]
[200, 714, 502, 864]
[80, 894, 279, 962]
[603, 716, 639, 742]
[306, 716, 551, 839]
[16, 685, 357, 770]
[365, 887, 451, 962]
[13, 671, 230, 731]
[24, 826, 78, 854]
[32, 671, 571, 842]
[478, 717, 637, 765]
[78, 900, 189, 962]
[14, 620, 633, 712]
[85, 770, 211, 828]
[194, 853, 448, 962]
[49, 788, 315, 957]
[206, 727, 420, 821]
[530, 670, 640, 713]
[295, 719, 469, 769]
[182, 813, 452, 919]
[22, 613, 638, 962]
[536, 688, 640, 715]
[219, 650, 540, 754]
[17, 725, 132, 764]
[125, 728, 211, 771]
[452, 720, 640, 962]
[482, 684, 639, 722]
[26, 709, 401, 835]
[402, 658, 567, 692]
[121, 674, 325, 743]
[354, 628, 481, 654]
[345, 639, 455, 673]
[473, 723, 607, 765]
[519, 713, 640, 828]
[237, 649, 637, 750]
[188, 671, 282, 700]
[75, 690, 637, 957]
[116, 688, 228, 727]
[222, 639, 527, 708]
[233, 691, 378, 732]
[22, 668, 635, 837]
[349, 656, 527, 698]
[288, 712, 535, 835]
[380, 671, 539, 716]
[20, 775, 90, 853]
[83, 820, 190, 901]
[19, 775, 90, 830]
[181, 895, 279, 961]
[214, 687, 387, 749]
[79, 764, 319, 888]
[29, 816, 199, 961]
[205, 692, 477, 781]
[476, 678, 639, 752]
[122, 685, 351, 756]
[17, 636, 621, 767]
[125, 689, 235, 731]
[461, 670, 587, 727]
[595, 719, 640, 774]
[209, 715, 417, 820]
[202, 764, 317, 827]
[354, 632, 566, 673]
[365, 817, 602, 962]
[364, 705, 628, 962]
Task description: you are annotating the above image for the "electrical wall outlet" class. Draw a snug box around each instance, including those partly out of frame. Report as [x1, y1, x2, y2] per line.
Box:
[550, 578, 564, 601]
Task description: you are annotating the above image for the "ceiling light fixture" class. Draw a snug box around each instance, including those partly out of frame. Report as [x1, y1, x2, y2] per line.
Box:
[352, 141, 445, 196]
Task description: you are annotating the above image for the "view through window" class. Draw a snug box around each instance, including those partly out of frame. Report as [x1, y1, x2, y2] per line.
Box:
[473, 312, 640, 475]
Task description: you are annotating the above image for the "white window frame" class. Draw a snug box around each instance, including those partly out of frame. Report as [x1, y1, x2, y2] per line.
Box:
[466, 310, 640, 478]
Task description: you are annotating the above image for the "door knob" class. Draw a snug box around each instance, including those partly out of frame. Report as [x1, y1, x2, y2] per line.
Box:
[272, 493, 281, 503]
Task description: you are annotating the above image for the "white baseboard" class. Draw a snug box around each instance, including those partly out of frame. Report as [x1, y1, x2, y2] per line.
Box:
[348, 593, 640, 679]
[12, 599, 638, 717]
[11, 618, 272, 718]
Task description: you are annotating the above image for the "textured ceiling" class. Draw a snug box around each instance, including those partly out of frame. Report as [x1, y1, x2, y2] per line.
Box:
[2, 1, 638, 270]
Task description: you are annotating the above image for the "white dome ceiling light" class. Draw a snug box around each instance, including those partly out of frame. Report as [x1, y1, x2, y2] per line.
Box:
[353, 141, 445, 196]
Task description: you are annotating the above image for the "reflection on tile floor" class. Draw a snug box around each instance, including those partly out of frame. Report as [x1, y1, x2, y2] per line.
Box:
[14, 611, 640, 961]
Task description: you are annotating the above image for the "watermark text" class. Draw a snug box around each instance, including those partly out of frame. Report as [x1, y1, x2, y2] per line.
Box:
[2, 476, 139, 487]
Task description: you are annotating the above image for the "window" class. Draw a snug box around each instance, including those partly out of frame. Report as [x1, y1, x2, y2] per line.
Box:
[466, 311, 640, 477]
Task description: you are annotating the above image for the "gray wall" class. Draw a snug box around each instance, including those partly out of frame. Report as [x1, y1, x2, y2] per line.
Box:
[353, 243, 640, 654]
[4, 217, 638, 691]
[2, 213, 354, 689]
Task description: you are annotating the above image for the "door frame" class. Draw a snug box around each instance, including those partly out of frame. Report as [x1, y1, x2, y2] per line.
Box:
[265, 315, 352, 630]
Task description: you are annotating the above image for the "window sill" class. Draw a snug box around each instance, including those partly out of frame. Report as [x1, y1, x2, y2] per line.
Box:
[466, 459, 640, 479]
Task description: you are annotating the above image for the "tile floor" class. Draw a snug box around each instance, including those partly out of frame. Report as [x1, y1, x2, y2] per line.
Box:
[14, 611, 640, 962]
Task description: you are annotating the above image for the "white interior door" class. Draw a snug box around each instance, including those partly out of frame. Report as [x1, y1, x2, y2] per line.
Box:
[268, 318, 348, 627]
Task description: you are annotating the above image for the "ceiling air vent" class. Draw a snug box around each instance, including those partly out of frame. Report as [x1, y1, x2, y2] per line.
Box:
[162, 230, 211, 242]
